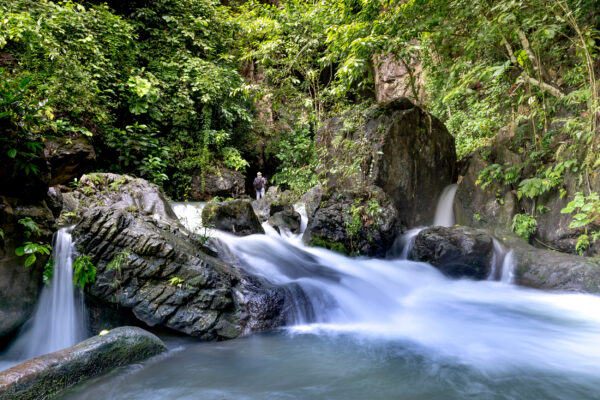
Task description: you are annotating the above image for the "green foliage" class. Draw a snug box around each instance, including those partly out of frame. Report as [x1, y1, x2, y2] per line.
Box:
[512, 213, 538, 240]
[168, 276, 184, 287]
[15, 242, 51, 268]
[561, 192, 600, 254]
[270, 125, 318, 193]
[18, 217, 40, 238]
[43, 257, 54, 286]
[72, 255, 96, 289]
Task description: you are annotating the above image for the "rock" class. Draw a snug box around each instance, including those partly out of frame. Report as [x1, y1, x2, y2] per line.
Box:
[43, 136, 96, 186]
[374, 53, 424, 104]
[0, 326, 166, 400]
[302, 186, 397, 257]
[189, 167, 245, 201]
[316, 98, 456, 229]
[0, 197, 55, 344]
[409, 226, 494, 279]
[69, 174, 290, 339]
[46, 187, 63, 218]
[302, 185, 324, 221]
[202, 200, 264, 236]
[454, 145, 521, 233]
[251, 186, 289, 223]
[510, 243, 600, 292]
[268, 207, 301, 234]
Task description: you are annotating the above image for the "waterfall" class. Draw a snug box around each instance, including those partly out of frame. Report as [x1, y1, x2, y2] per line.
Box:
[1, 227, 86, 369]
[500, 250, 516, 283]
[432, 184, 458, 227]
[488, 239, 507, 281]
[170, 202, 207, 233]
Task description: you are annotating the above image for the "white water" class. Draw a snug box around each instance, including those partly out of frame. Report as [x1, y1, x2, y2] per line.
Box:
[0, 227, 86, 371]
[170, 202, 207, 233]
[433, 183, 458, 227]
[56, 203, 600, 399]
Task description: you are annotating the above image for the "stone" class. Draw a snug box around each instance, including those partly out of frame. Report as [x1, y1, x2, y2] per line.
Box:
[0, 197, 55, 344]
[0, 326, 166, 400]
[68, 174, 291, 340]
[409, 226, 494, 280]
[202, 200, 264, 236]
[43, 136, 96, 186]
[301, 185, 324, 222]
[302, 186, 398, 257]
[268, 207, 301, 235]
[316, 98, 456, 229]
[189, 167, 245, 201]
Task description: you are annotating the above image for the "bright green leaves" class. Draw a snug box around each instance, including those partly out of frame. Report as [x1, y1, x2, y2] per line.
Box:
[561, 192, 600, 255]
[72, 255, 96, 289]
[127, 74, 160, 115]
[15, 242, 51, 268]
[512, 214, 537, 240]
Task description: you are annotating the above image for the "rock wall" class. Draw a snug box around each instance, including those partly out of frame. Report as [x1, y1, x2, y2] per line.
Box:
[316, 98, 457, 230]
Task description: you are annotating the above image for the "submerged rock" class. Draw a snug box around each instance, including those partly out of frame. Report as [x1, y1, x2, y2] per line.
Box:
[69, 173, 290, 340]
[409, 226, 494, 279]
[0, 326, 166, 400]
[202, 199, 264, 236]
[189, 166, 245, 201]
[303, 187, 398, 257]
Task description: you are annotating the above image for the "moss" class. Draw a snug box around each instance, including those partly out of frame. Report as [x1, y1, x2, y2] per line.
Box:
[308, 235, 348, 254]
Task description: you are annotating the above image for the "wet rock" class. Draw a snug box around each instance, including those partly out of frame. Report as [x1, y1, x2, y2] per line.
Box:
[303, 186, 398, 257]
[409, 226, 494, 279]
[44, 136, 96, 186]
[202, 200, 264, 236]
[0, 326, 166, 400]
[189, 167, 245, 201]
[69, 174, 289, 340]
[268, 207, 301, 235]
[302, 185, 324, 221]
[509, 241, 600, 292]
[316, 98, 456, 229]
[0, 197, 55, 344]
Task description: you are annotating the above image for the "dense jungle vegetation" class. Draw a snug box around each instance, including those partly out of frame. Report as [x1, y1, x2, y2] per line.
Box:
[1, 0, 599, 250]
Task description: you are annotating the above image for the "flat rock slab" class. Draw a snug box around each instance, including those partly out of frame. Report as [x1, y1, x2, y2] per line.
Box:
[0, 326, 166, 400]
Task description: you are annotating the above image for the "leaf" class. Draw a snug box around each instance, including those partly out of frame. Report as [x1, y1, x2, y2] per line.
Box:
[24, 254, 36, 268]
[15, 247, 25, 256]
[7, 149, 16, 158]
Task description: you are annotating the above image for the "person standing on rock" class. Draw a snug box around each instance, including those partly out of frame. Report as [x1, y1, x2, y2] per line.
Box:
[253, 172, 267, 200]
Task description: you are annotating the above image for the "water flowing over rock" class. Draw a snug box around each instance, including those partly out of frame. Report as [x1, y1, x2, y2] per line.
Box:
[316, 98, 456, 229]
[268, 207, 301, 235]
[409, 226, 494, 279]
[68, 173, 292, 340]
[202, 200, 264, 236]
[188, 167, 245, 201]
[0, 326, 166, 400]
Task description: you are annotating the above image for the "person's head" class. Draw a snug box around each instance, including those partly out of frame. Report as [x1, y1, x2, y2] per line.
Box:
[257, 172, 262, 176]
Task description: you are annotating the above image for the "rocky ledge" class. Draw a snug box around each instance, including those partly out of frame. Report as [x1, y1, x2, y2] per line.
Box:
[62, 173, 295, 340]
[0, 326, 166, 400]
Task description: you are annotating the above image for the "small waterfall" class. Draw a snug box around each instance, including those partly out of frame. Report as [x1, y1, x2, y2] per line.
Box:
[170, 202, 206, 233]
[433, 184, 458, 227]
[488, 239, 507, 281]
[500, 250, 516, 283]
[1, 227, 86, 367]
[293, 203, 308, 234]
[388, 227, 424, 259]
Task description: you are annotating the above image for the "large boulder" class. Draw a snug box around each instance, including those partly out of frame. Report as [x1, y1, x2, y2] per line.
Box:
[202, 200, 264, 236]
[43, 136, 96, 186]
[268, 207, 301, 235]
[189, 167, 245, 201]
[316, 98, 456, 228]
[0, 326, 166, 400]
[409, 226, 494, 279]
[0, 197, 55, 344]
[303, 187, 397, 257]
[508, 241, 600, 292]
[68, 174, 289, 340]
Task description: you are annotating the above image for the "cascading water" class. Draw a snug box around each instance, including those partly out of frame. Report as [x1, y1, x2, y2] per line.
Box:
[59, 206, 600, 399]
[0, 227, 86, 371]
[432, 183, 458, 227]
